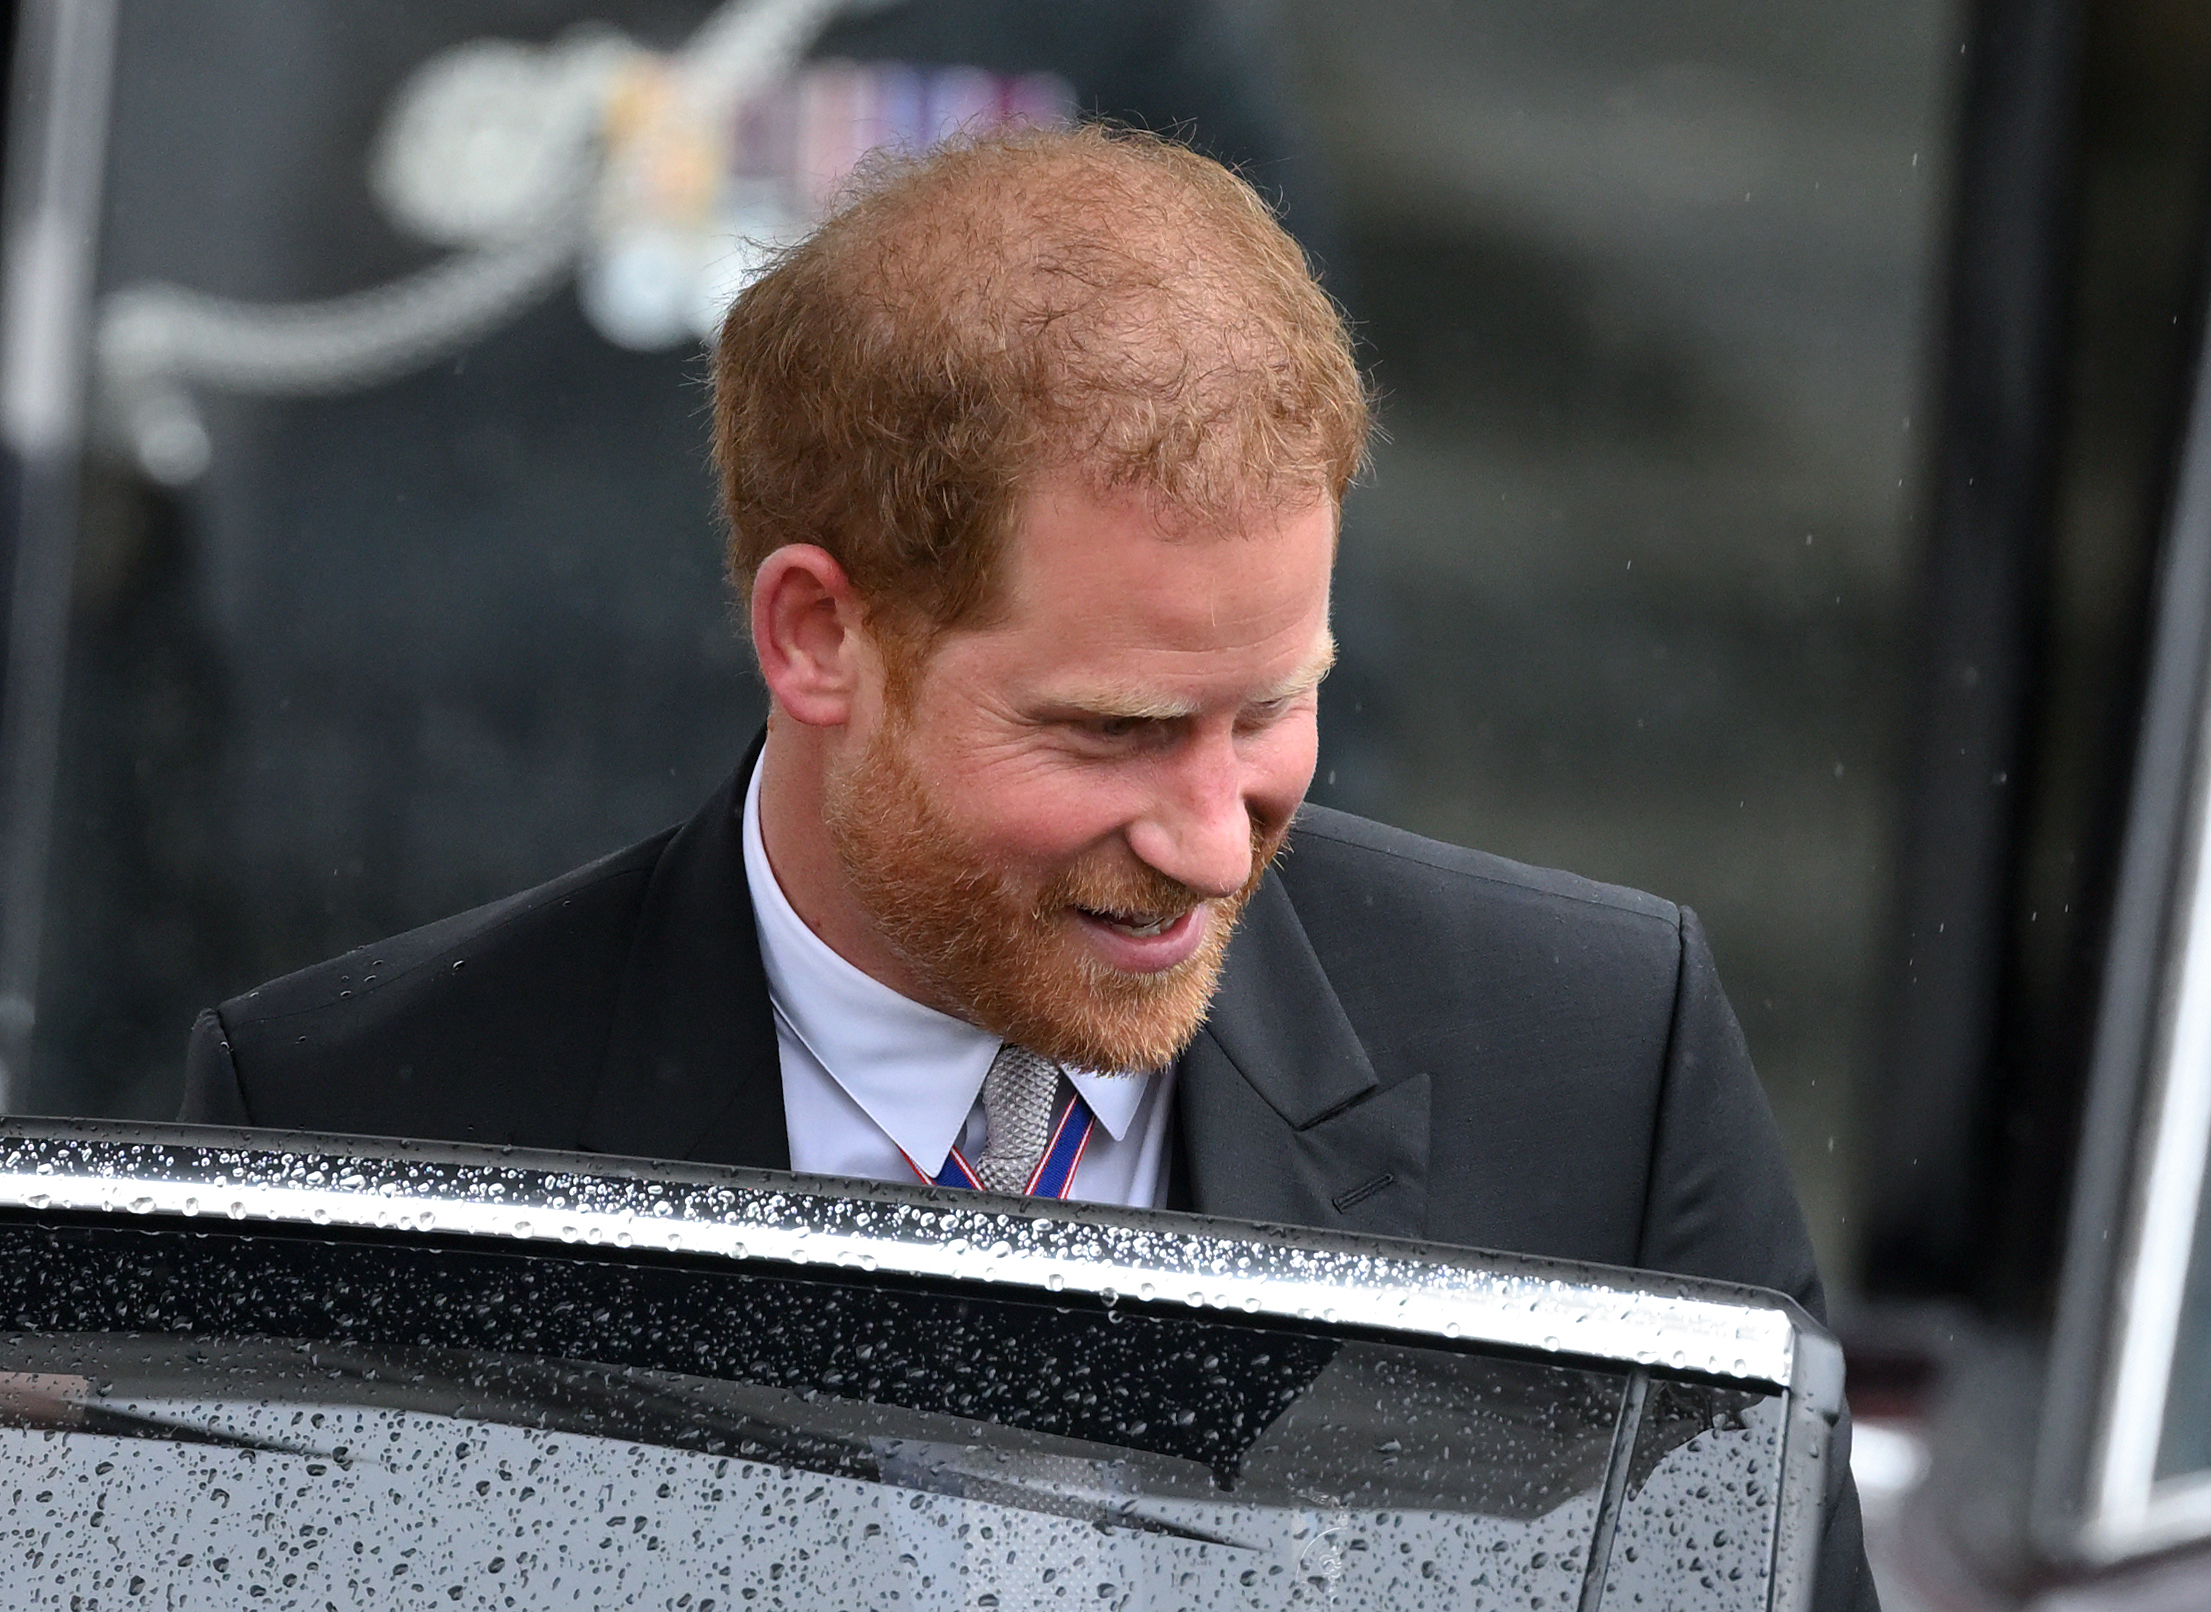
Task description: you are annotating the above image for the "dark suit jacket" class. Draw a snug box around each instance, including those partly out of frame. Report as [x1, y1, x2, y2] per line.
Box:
[182, 755, 1878, 1611]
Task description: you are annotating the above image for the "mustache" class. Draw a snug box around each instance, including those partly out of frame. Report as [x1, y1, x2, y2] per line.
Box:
[1031, 819, 1285, 925]
[1043, 860, 1207, 924]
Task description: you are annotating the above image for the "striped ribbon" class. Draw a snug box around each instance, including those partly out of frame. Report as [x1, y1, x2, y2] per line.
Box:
[908, 1088, 1095, 1199]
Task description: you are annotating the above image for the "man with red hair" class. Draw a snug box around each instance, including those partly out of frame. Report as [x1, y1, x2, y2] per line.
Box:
[186, 126, 1876, 1609]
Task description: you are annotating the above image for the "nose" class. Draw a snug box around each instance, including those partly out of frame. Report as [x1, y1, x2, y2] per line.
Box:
[1123, 734, 1259, 900]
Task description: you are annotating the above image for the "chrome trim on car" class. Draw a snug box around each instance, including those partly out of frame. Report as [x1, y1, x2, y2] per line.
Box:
[0, 1121, 1807, 1390]
[2046, 251, 2211, 1564]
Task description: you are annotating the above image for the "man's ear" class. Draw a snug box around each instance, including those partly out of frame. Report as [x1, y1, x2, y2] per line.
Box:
[751, 545, 870, 727]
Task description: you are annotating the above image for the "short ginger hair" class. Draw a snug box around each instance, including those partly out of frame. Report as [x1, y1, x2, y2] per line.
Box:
[710, 123, 1370, 651]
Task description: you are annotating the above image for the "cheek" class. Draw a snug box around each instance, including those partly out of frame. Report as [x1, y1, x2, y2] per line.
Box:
[1247, 712, 1321, 825]
[929, 749, 1135, 866]
[895, 689, 1096, 857]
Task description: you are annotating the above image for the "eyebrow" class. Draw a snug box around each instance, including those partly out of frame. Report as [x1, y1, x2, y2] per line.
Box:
[1045, 636, 1338, 723]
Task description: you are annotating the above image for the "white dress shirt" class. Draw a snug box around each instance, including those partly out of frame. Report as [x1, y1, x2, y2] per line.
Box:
[742, 757, 1173, 1207]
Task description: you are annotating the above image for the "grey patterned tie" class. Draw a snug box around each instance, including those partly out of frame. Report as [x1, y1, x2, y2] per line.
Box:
[974, 1042, 1064, 1195]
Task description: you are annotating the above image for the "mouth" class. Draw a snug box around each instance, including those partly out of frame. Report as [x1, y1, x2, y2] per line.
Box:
[1080, 907, 1185, 939]
[1069, 903, 1208, 971]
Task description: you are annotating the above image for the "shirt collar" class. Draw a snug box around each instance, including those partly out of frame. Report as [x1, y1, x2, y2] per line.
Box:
[741, 755, 1148, 1172]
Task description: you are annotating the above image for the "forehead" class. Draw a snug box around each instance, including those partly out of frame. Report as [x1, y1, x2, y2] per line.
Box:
[955, 475, 1336, 681]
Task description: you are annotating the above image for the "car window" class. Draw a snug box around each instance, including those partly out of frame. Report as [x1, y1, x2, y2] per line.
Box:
[0, 1124, 1833, 1609]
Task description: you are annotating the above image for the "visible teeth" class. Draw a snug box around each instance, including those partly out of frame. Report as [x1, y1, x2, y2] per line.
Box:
[1105, 913, 1173, 938]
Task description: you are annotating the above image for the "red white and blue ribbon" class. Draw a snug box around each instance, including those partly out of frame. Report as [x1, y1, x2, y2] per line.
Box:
[907, 1088, 1096, 1199]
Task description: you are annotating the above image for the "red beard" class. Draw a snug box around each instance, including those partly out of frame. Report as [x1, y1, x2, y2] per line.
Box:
[822, 716, 1282, 1071]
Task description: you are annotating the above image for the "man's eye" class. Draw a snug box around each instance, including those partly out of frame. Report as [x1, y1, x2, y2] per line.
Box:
[1083, 716, 1145, 742]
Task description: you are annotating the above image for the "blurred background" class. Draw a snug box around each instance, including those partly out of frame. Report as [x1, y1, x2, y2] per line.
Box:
[8, 0, 2211, 1603]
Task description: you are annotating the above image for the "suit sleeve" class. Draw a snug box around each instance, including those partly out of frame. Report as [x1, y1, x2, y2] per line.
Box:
[179, 1008, 255, 1126]
[1640, 906, 1880, 1612]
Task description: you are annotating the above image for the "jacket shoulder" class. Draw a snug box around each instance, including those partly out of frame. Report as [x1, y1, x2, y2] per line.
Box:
[1272, 805, 1694, 1266]
[1284, 803, 1678, 929]
[1273, 803, 1687, 1059]
[201, 829, 676, 1145]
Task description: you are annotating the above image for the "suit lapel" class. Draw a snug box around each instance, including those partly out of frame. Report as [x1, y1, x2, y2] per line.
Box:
[581, 733, 791, 1170]
[1175, 860, 1431, 1240]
